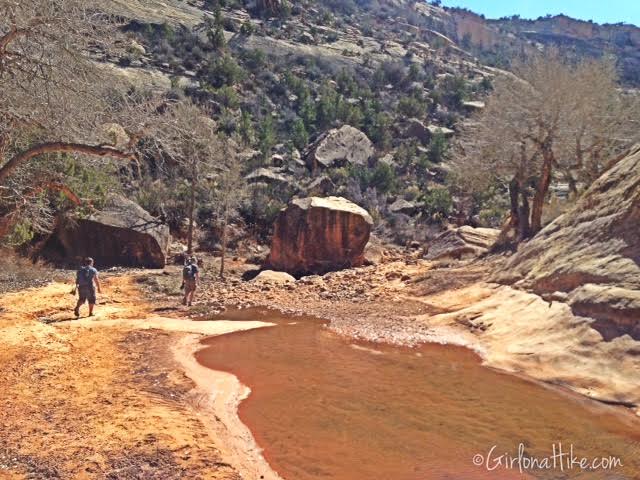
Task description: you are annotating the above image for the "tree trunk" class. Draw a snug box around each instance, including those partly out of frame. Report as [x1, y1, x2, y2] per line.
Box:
[219, 202, 229, 279]
[517, 191, 530, 242]
[508, 177, 520, 231]
[567, 175, 578, 199]
[0, 142, 133, 185]
[530, 153, 553, 234]
[186, 180, 196, 255]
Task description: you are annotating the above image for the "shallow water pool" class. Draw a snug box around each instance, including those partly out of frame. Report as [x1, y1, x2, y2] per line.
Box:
[196, 308, 640, 480]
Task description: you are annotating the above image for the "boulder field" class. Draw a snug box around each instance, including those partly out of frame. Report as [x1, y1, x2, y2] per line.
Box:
[265, 196, 373, 276]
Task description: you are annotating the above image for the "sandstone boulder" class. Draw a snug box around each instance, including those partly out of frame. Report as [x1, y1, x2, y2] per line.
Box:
[426, 125, 455, 138]
[402, 120, 455, 144]
[305, 175, 335, 196]
[245, 167, 298, 189]
[252, 270, 296, 284]
[43, 195, 169, 268]
[403, 118, 431, 144]
[305, 125, 374, 170]
[266, 196, 373, 276]
[462, 100, 485, 111]
[426, 226, 499, 260]
[389, 198, 418, 215]
[495, 145, 640, 340]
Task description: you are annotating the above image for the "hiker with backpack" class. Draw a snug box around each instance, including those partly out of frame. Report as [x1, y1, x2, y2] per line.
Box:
[182, 257, 199, 306]
[74, 257, 102, 317]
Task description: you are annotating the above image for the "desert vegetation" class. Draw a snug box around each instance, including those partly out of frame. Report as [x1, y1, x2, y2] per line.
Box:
[0, 0, 638, 254]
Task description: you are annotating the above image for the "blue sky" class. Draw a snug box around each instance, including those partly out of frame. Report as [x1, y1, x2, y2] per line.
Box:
[440, 0, 640, 27]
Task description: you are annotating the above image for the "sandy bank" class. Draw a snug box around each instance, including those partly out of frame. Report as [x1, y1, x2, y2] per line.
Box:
[0, 277, 279, 479]
[173, 333, 284, 480]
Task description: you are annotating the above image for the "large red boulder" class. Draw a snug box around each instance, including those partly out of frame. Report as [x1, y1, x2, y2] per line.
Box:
[42, 195, 170, 268]
[266, 196, 373, 276]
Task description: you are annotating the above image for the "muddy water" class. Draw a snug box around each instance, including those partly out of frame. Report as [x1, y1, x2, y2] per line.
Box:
[196, 309, 640, 480]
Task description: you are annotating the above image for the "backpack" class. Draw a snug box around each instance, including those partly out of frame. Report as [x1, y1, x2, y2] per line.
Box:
[77, 266, 93, 286]
[183, 264, 196, 280]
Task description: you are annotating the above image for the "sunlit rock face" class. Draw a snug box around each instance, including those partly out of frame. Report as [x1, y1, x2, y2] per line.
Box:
[43, 195, 169, 269]
[266, 196, 373, 276]
[496, 145, 640, 340]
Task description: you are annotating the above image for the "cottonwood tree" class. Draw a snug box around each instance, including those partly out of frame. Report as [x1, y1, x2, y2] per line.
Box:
[212, 140, 247, 279]
[152, 102, 247, 269]
[0, 0, 153, 239]
[454, 51, 639, 242]
[152, 100, 226, 254]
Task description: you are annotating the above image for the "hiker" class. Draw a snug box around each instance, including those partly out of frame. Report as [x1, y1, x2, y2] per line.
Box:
[182, 257, 199, 306]
[74, 257, 101, 317]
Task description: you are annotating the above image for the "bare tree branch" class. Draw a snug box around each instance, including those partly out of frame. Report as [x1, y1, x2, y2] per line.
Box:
[0, 142, 134, 184]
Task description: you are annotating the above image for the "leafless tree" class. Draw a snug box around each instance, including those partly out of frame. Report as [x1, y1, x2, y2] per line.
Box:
[454, 50, 639, 242]
[212, 140, 247, 279]
[152, 100, 226, 254]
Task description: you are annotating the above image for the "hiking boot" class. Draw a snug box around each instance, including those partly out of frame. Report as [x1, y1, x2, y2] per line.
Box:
[74, 307, 80, 317]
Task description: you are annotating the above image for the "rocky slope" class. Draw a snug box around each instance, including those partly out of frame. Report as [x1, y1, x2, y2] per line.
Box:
[107, 0, 502, 243]
[105, 0, 637, 244]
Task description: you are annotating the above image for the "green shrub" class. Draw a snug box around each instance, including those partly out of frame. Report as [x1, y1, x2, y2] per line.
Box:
[438, 75, 469, 110]
[4, 220, 36, 246]
[291, 117, 309, 150]
[258, 114, 277, 161]
[204, 8, 226, 50]
[420, 188, 453, 223]
[203, 55, 245, 88]
[60, 156, 121, 214]
[316, 83, 339, 128]
[242, 48, 266, 70]
[299, 94, 317, 130]
[239, 110, 255, 146]
[240, 20, 255, 35]
[214, 85, 239, 108]
[427, 133, 448, 163]
[397, 95, 424, 117]
[348, 163, 398, 195]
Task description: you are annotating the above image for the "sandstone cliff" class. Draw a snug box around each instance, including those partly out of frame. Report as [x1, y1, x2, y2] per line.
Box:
[495, 145, 640, 341]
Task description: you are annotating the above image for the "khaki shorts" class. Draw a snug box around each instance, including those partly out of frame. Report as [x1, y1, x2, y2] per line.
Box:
[184, 279, 197, 293]
[78, 285, 96, 305]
